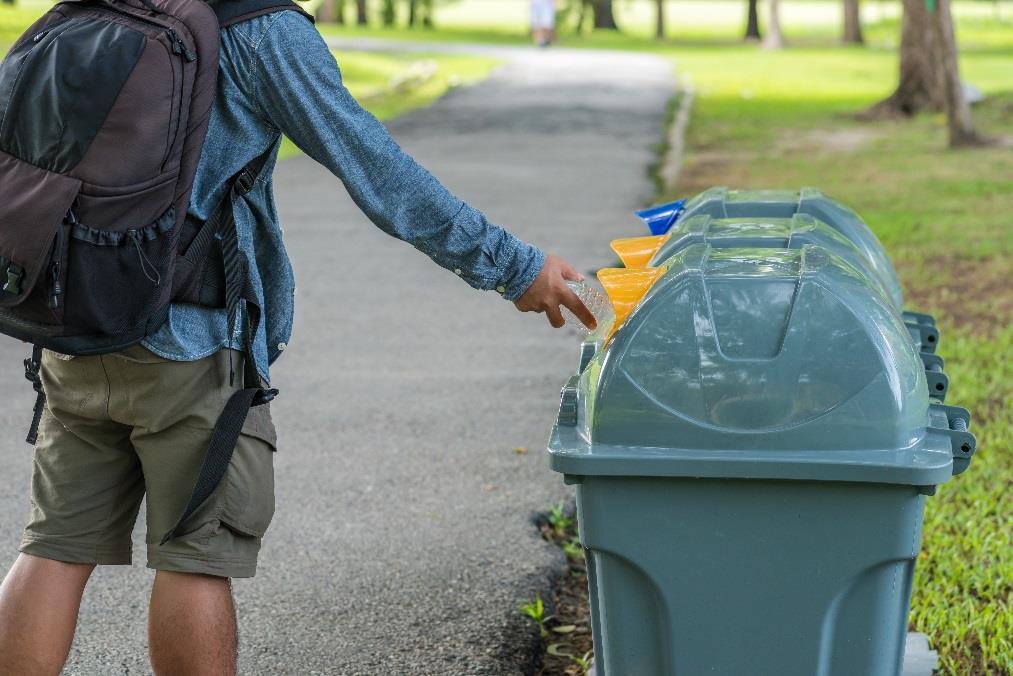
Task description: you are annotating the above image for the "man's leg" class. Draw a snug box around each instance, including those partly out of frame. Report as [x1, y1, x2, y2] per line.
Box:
[0, 553, 95, 676]
[134, 348, 276, 676]
[148, 571, 237, 676]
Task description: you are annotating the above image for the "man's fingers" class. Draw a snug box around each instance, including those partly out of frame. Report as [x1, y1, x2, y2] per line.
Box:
[559, 261, 584, 282]
[545, 305, 565, 328]
[561, 288, 597, 330]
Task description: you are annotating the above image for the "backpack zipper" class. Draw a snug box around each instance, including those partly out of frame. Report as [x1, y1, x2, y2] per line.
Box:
[164, 29, 193, 170]
[29, 18, 70, 43]
[48, 210, 73, 310]
[94, 4, 196, 63]
[168, 29, 196, 62]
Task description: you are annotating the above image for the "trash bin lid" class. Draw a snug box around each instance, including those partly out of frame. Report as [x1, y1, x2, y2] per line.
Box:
[549, 243, 961, 486]
[677, 187, 903, 309]
[611, 213, 901, 311]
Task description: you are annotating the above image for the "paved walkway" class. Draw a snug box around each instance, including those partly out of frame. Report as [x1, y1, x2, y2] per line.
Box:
[0, 42, 674, 674]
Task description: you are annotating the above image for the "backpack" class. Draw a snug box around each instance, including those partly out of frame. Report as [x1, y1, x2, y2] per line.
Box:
[0, 0, 313, 543]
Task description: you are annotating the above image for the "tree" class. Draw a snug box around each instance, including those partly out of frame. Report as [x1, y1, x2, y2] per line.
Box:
[408, 0, 434, 28]
[864, 0, 980, 146]
[929, 0, 979, 145]
[763, 0, 783, 49]
[381, 0, 395, 26]
[593, 0, 618, 30]
[865, 0, 944, 116]
[744, 0, 762, 40]
[577, 0, 591, 32]
[317, 0, 345, 24]
[655, 0, 665, 40]
[575, 0, 591, 33]
[356, 0, 368, 25]
[843, 0, 863, 44]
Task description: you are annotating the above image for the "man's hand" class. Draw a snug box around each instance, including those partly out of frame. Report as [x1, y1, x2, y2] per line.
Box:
[514, 255, 597, 330]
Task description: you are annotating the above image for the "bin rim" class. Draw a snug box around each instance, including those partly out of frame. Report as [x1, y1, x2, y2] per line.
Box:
[548, 422, 958, 486]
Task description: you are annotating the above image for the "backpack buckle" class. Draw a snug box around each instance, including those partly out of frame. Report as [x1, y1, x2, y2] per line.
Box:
[3, 264, 24, 296]
[253, 388, 279, 406]
[235, 169, 257, 195]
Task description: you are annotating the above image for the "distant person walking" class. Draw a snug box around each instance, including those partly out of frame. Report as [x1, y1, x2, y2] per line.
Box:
[531, 0, 557, 47]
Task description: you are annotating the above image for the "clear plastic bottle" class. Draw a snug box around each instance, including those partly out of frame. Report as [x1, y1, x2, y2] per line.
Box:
[563, 280, 613, 334]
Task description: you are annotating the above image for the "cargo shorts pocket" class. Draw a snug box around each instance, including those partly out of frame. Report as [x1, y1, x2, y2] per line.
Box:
[218, 409, 277, 539]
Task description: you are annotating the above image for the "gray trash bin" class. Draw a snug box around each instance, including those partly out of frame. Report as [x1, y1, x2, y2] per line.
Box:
[609, 214, 949, 401]
[549, 243, 975, 676]
[644, 187, 939, 352]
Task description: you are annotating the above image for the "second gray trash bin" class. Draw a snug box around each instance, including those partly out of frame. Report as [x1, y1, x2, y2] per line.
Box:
[644, 186, 940, 351]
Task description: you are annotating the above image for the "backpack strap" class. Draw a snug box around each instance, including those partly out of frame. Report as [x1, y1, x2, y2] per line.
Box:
[207, 0, 315, 28]
[161, 149, 278, 545]
[24, 345, 45, 445]
[161, 0, 313, 545]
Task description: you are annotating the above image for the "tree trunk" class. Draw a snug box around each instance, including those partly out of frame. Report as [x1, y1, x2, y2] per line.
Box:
[356, 0, 368, 25]
[421, 0, 434, 27]
[843, 0, 863, 43]
[381, 0, 395, 26]
[408, 0, 418, 26]
[576, 0, 589, 34]
[865, 0, 944, 117]
[655, 0, 665, 39]
[930, 0, 979, 145]
[593, 0, 618, 29]
[763, 0, 783, 48]
[317, 0, 337, 23]
[744, 0, 762, 40]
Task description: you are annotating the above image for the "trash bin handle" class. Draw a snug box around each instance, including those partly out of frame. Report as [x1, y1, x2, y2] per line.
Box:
[930, 403, 976, 476]
[558, 375, 580, 427]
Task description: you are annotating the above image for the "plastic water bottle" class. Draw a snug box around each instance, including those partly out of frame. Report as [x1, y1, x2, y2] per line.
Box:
[563, 280, 612, 334]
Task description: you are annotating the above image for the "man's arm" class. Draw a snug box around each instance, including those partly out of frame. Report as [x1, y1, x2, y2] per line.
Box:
[250, 14, 594, 329]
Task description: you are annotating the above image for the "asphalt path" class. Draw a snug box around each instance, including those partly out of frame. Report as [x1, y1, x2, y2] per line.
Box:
[0, 41, 674, 674]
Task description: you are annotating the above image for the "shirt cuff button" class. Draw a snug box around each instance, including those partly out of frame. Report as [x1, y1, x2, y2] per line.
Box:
[277, 342, 287, 352]
[496, 285, 506, 294]
[454, 268, 463, 275]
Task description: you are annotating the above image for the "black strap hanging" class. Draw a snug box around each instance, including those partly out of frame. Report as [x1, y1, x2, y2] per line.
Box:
[161, 149, 278, 545]
[24, 345, 45, 445]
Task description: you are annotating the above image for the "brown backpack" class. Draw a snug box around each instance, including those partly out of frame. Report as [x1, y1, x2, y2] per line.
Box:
[0, 0, 312, 542]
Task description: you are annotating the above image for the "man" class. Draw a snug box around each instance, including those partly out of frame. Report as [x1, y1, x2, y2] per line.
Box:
[0, 7, 594, 675]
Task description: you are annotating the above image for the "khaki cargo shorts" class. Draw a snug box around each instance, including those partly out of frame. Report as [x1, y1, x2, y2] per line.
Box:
[19, 345, 277, 579]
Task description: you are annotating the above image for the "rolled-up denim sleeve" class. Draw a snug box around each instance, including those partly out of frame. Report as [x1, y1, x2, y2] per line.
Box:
[251, 13, 544, 300]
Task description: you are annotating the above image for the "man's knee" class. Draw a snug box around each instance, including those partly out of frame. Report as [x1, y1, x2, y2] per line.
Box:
[0, 650, 66, 676]
[11, 553, 96, 581]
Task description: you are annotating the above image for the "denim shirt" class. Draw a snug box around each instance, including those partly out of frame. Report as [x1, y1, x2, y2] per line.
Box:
[142, 11, 545, 383]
